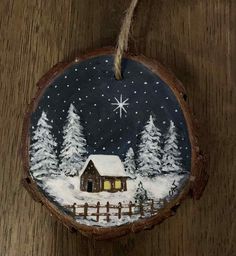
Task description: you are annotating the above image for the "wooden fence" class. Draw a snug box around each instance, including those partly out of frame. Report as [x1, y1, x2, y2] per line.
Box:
[64, 199, 167, 222]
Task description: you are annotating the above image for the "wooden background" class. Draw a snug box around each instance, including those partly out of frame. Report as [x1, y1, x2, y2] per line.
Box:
[0, 0, 235, 255]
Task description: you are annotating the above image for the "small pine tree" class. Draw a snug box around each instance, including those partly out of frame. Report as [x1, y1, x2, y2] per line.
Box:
[134, 181, 148, 203]
[30, 111, 58, 179]
[137, 115, 162, 177]
[161, 121, 182, 174]
[124, 147, 136, 178]
[59, 104, 87, 176]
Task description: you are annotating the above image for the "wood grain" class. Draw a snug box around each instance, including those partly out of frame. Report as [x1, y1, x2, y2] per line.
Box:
[0, 0, 235, 255]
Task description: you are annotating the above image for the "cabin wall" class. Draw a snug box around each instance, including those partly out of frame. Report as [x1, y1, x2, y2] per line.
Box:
[80, 163, 101, 192]
[100, 177, 127, 192]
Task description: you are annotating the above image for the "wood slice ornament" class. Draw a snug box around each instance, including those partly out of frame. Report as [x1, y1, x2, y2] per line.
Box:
[21, 1, 207, 240]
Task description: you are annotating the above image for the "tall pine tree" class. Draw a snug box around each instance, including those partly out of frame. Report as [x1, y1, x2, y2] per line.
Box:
[137, 115, 162, 177]
[124, 147, 136, 178]
[59, 104, 87, 176]
[161, 120, 182, 174]
[30, 111, 58, 179]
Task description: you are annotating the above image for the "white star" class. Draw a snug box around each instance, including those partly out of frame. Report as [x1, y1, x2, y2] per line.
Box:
[111, 94, 129, 118]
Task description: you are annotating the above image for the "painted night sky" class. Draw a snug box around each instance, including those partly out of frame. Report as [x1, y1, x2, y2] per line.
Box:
[30, 55, 191, 171]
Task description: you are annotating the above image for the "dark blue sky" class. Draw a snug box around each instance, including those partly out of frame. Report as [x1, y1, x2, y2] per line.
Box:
[30, 55, 191, 171]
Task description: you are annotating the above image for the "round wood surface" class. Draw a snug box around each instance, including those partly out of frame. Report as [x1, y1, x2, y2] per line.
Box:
[21, 48, 207, 240]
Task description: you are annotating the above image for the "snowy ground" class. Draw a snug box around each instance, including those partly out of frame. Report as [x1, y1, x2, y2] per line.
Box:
[41, 173, 188, 227]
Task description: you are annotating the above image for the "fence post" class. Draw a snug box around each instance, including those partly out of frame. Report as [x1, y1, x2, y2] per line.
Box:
[118, 202, 122, 219]
[163, 198, 167, 206]
[159, 199, 163, 207]
[96, 201, 100, 222]
[106, 201, 110, 222]
[139, 201, 144, 217]
[84, 203, 88, 219]
[72, 203, 76, 217]
[128, 201, 132, 217]
[150, 199, 154, 214]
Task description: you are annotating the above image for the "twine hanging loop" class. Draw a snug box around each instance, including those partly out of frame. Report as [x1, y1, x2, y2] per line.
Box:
[114, 0, 139, 80]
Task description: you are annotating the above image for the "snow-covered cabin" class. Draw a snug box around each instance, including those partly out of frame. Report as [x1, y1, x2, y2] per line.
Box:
[80, 155, 129, 193]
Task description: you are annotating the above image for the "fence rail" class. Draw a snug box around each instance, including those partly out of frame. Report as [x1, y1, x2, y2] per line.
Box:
[64, 199, 167, 222]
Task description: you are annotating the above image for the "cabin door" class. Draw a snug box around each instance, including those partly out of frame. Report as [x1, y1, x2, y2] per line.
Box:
[87, 180, 93, 192]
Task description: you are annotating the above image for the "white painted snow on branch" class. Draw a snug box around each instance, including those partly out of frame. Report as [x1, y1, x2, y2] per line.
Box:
[30, 111, 58, 179]
[124, 147, 136, 178]
[162, 120, 183, 173]
[59, 104, 87, 176]
[137, 115, 163, 177]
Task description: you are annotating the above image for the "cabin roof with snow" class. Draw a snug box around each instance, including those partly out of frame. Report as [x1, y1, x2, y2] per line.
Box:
[81, 155, 128, 177]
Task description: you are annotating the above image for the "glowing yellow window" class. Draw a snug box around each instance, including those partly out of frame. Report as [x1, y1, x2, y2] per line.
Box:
[104, 180, 111, 190]
[115, 180, 121, 189]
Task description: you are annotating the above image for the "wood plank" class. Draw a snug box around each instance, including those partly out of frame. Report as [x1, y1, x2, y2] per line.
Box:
[0, 0, 235, 255]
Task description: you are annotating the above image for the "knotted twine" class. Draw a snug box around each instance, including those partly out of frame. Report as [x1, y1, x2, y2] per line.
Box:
[114, 0, 139, 80]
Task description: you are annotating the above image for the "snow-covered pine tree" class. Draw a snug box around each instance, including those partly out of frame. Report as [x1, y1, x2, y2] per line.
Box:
[124, 147, 136, 178]
[59, 104, 87, 176]
[134, 181, 148, 203]
[30, 111, 58, 180]
[161, 120, 182, 174]
[137, 115, 162, 177]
